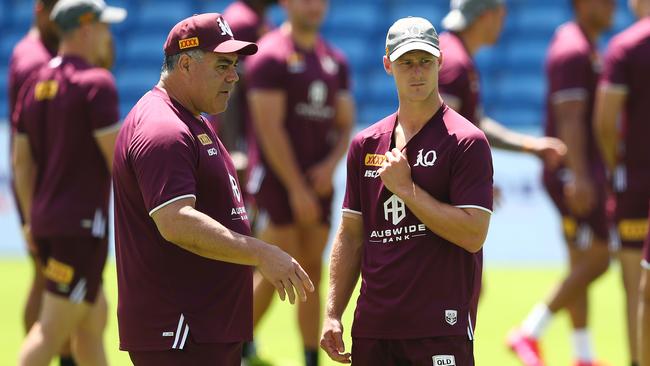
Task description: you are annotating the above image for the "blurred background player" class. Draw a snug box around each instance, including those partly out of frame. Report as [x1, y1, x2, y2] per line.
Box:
[321, 16, 493, 365]
[219, 2, 278, 364]
[210, 0, 276, 181]
[5, 2, 71, 364]
[12, 0, 126, 364]
[595, 0, 650, 364]
[509, 0, 616, 365]
[245, 0, 355, 364]
[439, 0, 566, 165]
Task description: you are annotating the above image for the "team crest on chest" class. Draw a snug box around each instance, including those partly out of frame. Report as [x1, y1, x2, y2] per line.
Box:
[445, 309, 457, 325]
[414, 149, 437, 167]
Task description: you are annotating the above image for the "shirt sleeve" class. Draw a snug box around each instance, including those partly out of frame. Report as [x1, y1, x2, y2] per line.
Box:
[342, 135, 362, 215]
[601, 38, 629, 88]
[450, 131, 494, 213]
[439, 61, 471, 105]
[548, 50, 592, 103]
[130, 123, 198, 216]
[245, 50, 286, 90]
[336, 50, 351, 92]
[86, 70, 120, 130]
[13, 74, 38, 134]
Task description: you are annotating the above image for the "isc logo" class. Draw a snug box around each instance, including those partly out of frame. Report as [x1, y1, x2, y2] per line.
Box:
[364, 153, 385, 167]
[178, 37, 199, 50]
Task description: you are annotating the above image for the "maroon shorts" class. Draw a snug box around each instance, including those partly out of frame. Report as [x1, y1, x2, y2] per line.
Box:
[129, 339, 242, 366]
[35, 236, 107, 303]
[543, 172, 610, 247]
[250, 165, 332, 226]
[351, 336, 474, 366]
[614, 191, 650, 250]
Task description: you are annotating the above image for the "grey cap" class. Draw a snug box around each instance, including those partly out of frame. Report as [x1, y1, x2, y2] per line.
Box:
[442, 0, 504, 31]
[51, 0, 127, 33]
[386, 17, 440, 62]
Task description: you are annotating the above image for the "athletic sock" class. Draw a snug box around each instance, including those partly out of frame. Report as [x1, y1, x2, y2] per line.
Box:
[59, 356, 76, 366]
[521, 303, 552, 339]
[242, 340, 257, 358]
[572, 328, 594, 362]
[305, 347, 319, 366]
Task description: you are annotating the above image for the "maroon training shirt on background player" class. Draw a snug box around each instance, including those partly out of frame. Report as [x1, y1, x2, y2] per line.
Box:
[543, 22, 609, 243]
[245, 28, 350, 224]
[14, 55, 118, 239]
[343, 105, 493, 339]
[438, 32, 481, 126]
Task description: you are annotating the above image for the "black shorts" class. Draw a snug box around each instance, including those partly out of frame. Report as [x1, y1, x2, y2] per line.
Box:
[36, 236, 107, 303]
[351, 336, 474, 366]
[129, 339, 242, 366]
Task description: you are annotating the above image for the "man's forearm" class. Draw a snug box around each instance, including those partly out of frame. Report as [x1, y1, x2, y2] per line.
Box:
[326, 218, 363, 319]
[557, 119, 589, 177]
[158, 205, 266, 266]
[397, 184, 489, 253]
[480, 117, 536, 153]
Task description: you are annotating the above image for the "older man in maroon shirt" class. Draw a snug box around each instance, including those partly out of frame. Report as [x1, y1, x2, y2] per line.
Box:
[321, 17, 492, 366]
[113, 13, 314, 366]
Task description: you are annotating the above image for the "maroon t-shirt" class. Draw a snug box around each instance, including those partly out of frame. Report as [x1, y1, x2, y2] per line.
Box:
[14, 56, 118, 239]
[244, 29, 350, 191]
[601, 17, 650, 193]
[544, 22, 605, 181]
[8, 33, 56, 129]
[438, 32, 481, 126]
[343, 105, 493, 339]
[113, 86, 253, 351]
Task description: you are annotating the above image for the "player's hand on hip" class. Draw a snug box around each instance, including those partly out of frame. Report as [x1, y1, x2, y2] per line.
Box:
[289, 184, 321, 225]
[307, 160, 336, 197]
[320, 317, 351, 363]
[378, 148, 414, 197]
[564, 175, 597, 217]
[257, 244, 314, 304]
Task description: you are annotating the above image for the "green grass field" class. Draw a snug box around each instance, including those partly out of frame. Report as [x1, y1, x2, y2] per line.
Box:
[0, 259, 631, 365]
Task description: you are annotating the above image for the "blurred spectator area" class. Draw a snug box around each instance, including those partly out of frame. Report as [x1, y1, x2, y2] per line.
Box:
[0, 0, 635, 126]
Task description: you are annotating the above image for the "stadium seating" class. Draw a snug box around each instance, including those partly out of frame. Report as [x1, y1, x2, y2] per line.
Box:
[0, 0, 636, 126]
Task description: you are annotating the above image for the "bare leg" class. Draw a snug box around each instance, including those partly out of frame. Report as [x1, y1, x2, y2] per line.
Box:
[19, 293, 90, 366]
[620, 249, 643, 365]
[296, 224, 329, 350]
[546, 241, 610, 317]
[639, 268, 650, 366]
[71, 288, 108, 366]
[253, 224, 301, 327]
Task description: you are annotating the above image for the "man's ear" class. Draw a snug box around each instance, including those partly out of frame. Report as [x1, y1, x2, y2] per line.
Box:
[383, 55, 392, 75]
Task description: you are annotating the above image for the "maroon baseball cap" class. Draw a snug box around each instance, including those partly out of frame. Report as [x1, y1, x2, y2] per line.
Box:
[163, 13, 258, 57]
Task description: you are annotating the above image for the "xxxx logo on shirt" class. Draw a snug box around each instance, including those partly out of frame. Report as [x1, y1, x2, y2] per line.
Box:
[364, 153, 386, 167]
[197, 134, 213, 145]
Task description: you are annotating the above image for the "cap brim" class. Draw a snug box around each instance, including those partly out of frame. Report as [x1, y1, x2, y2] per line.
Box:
[99, 6, 127, 24]
[213, 39, 258, 56]
[441, 9, 467, 31]
[389, 41, 440, 62]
